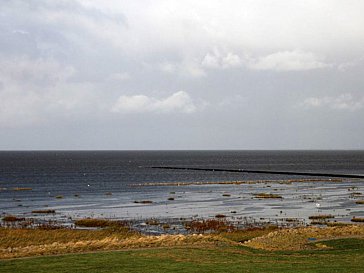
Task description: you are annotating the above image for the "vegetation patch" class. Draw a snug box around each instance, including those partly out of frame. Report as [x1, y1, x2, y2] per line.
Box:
[309, 214, 335, 220]
[350, 192, 362, 197]
[31, 210, 55, 214]
[12, 187, 32, 191]
[325, 222, 351, 227]
[219, 226, 278, 243]
[355, 200, 364, 204]
[253, 193, 282, 199]
[2, 215, 25, 222]
[74, 218, 129, 228]
[244, 225, 364, 251]
[0, 228, 225, 259]
[134, 200, 153, 204]
[351, 217, 364, 223]
[185, 219, 235, 233]
[145, 219, 159, 226]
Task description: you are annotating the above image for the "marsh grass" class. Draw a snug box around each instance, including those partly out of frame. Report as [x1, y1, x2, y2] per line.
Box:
[145, 219, 159, 226]
[309, 214, 335, 220]
[133, 200, 153, 204]
[351, 217, 364, 223]
[253, 193, 282, 199]
[12, 187, 32, 191]
[31, 210, 55, 214]
[74, 218, 129, 228]
[185, 219, 235, 233]
[355, 200, 364, 204]
[0, 226, 137, 259]
[219, 226, 278, 243]
[2, 215, 25, 222]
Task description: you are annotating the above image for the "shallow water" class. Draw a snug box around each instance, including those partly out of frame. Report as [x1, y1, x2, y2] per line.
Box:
[1, 151, 363, 229]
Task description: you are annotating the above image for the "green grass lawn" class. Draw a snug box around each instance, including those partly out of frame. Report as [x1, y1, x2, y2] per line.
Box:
[1, 238, 363, 273]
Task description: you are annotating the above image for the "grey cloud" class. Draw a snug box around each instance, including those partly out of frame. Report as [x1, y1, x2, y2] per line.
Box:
[302, 94, 364, 111]
[1, 1, 364, 149]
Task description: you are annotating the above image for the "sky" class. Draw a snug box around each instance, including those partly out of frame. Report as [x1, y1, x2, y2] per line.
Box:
[1, 0, 364, 150]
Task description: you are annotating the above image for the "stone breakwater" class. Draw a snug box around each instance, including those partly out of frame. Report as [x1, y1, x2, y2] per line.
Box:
[134, 178, 343, 187]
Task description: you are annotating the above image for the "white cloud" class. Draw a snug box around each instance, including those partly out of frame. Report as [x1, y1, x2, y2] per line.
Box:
[248, 50, 330, 71]
[302, 94, 364, 111]
[158, 60, 206, 78]
[111, 91, 198, 114]
[201, 50, 241, 69]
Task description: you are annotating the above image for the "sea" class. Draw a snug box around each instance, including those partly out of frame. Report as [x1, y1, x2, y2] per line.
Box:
[1, 150, 364, 232]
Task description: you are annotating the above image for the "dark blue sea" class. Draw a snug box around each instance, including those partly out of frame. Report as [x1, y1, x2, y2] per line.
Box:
[1, 151, 364, 229]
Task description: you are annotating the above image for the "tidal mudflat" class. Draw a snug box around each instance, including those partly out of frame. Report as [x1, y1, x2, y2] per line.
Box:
[1, 178, 364, 234]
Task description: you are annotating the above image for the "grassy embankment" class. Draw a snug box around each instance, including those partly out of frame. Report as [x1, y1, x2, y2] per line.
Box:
[0, 237, 363, 273]
[0, 220, 364, 272]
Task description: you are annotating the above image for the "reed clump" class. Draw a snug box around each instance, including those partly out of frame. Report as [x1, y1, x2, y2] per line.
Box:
[74, 218, 129, 228]
[355, 200, 364, 204]
[31, 209, 56, 214]
[309, 215, 335, 220]
[134, 200, 153, 204]
[12, 187, 32, 191]
[145, 219, 159, 226]
[350, 192, 362, 197]
[2, 215, 25, 222]
[351, 217, 364, 223]
[253, 193, 282, 199]
[185, 219, 235, 233]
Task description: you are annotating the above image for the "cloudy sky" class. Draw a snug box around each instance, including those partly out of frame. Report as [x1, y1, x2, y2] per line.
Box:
[1, 0, 364, 150]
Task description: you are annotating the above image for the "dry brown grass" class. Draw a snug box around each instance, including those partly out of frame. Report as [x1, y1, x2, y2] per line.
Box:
[351, 217, 364, 223]
[219, 226, 278, 243]
[0, 228, 230, 259]
[244, 225, 364, 251]
[355, 200, 364, 204]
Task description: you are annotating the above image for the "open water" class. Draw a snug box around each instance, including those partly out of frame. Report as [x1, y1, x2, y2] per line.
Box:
[1, 150, 364, 230]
